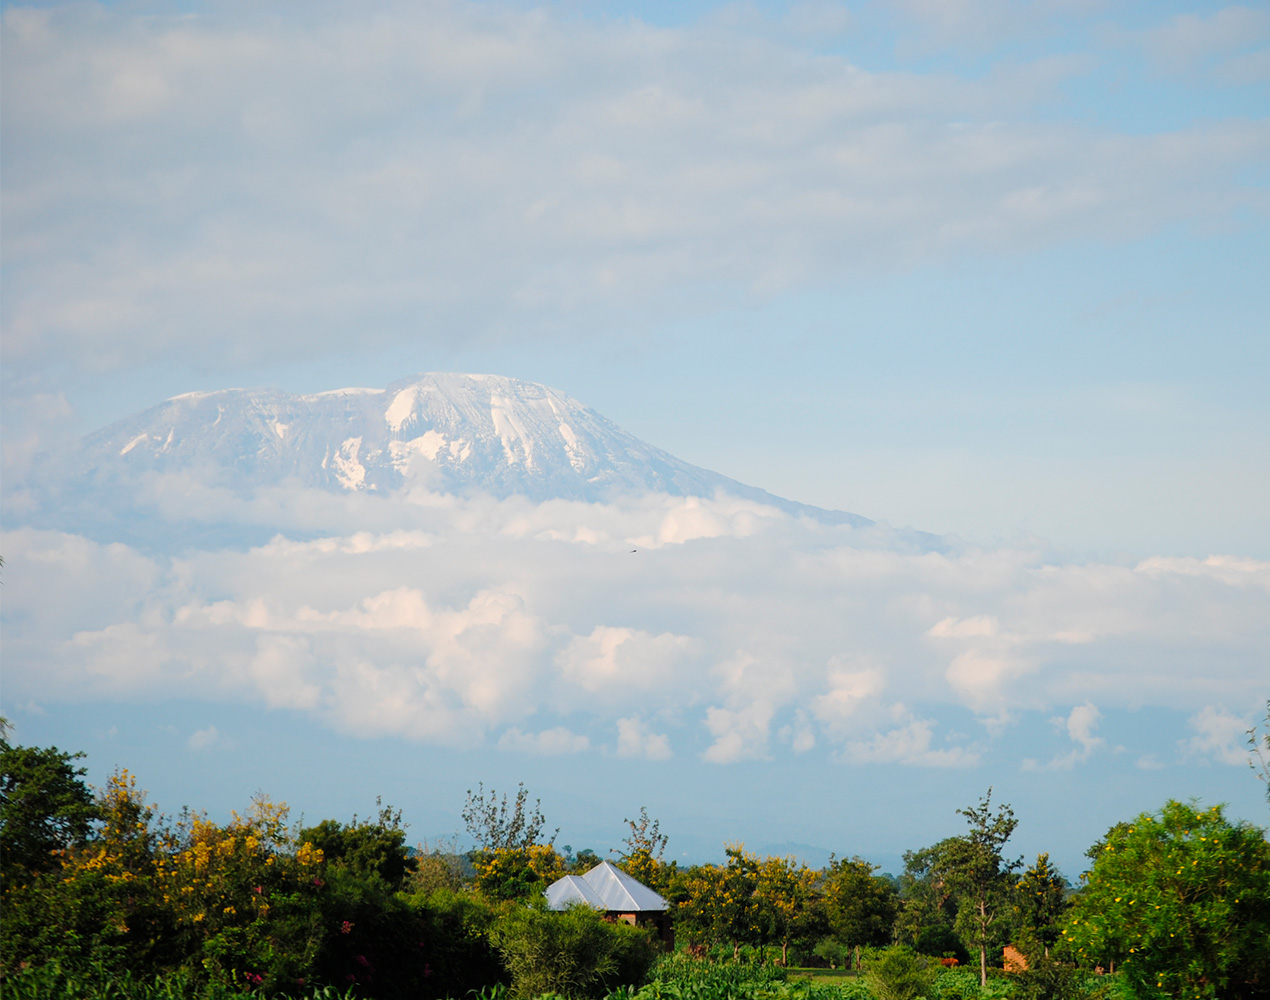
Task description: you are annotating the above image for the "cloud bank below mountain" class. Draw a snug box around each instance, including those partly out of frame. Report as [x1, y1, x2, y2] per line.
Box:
[5, 483, 1265, 770]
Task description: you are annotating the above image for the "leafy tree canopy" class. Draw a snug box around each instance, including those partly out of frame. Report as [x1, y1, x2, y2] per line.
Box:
[1065, 800, 1270, 1000]
[0, 737, 100, 884]
[298, 797, 416, 891]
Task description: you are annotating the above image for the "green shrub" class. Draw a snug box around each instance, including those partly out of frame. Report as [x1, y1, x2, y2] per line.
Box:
[864, 946, 936, 1000]
[932, 966, 980, 999]
[812, 938, 852, 970]
[490, 904, 658, 999]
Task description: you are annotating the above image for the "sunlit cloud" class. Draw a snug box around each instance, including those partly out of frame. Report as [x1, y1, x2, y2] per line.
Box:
[4, 483, 1266, 765]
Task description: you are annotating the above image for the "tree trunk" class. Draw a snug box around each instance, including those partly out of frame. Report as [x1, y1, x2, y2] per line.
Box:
[979, 897, 988, 987]
[855, 944, 861, 972]
[782, 939, 788, 966]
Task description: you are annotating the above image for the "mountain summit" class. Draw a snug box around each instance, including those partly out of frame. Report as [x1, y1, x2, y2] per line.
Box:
[73, 373, 871, 525]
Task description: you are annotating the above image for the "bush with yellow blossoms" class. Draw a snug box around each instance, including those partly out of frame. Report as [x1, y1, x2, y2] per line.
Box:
[472, 843, 566, 901]
[157, 795, 329, 992]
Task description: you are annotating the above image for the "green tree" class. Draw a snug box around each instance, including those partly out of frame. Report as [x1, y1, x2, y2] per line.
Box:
[936, 788, 1020, 986]
[0, 738, 100, 884]
[1013, 852, 1067, 961]
[894, 839, 965, 962]
[1065, 800, 1270, 1000]
[821, 855, 898, 970]
[298, 798, 416, 891]
[753, 854, 817, 965]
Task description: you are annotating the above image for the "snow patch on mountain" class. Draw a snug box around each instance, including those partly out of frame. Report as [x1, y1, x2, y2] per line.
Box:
[16, 372, 902, 549]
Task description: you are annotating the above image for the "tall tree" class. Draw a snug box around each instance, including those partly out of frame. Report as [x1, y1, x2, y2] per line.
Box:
[894, 839, 965, 962]
[936, 788, 1020, 986]
[753, 854, 817, 966]
[1012, 852, 1067, 960]
[822, 856, 898, 971]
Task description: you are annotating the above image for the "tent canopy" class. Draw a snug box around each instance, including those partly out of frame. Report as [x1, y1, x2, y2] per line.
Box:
[544, 860, 669, 912]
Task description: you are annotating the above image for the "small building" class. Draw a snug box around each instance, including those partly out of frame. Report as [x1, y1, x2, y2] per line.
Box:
[544, 860, 674, 947]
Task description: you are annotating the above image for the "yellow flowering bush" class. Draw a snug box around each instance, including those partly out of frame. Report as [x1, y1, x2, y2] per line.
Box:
[473, 844, 566, 900]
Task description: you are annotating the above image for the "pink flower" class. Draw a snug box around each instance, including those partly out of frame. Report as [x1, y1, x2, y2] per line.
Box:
[355, 954, 370, 967]
[340, 920, 353, 934]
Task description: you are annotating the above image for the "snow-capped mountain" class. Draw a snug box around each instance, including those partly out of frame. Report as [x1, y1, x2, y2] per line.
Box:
[64, 373, 871, 525]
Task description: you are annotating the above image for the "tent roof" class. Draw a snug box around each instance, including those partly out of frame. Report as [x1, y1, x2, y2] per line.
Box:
[544, 860, 669, 912]
[544, 874, 607, 910]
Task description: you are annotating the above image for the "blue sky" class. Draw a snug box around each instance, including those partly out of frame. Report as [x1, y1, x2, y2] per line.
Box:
[2, 0, 1268, 881]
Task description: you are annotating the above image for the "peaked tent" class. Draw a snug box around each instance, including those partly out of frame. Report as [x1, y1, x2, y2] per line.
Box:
[543, 860, 673, 946]
[544, 874, 607, 910]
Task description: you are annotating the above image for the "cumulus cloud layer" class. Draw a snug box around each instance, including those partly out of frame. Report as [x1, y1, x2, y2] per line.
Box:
[3, 1, 1268, 376]
[4, 488, 1266, 766]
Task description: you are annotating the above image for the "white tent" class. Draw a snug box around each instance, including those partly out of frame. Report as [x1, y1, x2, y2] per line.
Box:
[544, 860, 669, 912]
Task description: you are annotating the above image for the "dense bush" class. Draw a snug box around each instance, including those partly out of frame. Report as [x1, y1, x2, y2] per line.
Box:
[490, 903, 658, 999]
[862, 946, 935, 1000]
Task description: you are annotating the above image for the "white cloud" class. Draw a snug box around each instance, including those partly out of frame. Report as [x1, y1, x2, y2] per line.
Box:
[498, 726, 590, 755]
[1182, 706, 1254, 765]
[3, 492, 1268, 763]
[188, 725, 220, 751]
[809, 661, 885, 735]
[1144, 6, 1270, 76]
[615, 717, 673, 760]
[1024, 702, 1104, 770]
[2, 2, 1266, 377]
[846, 713, 980, 768]
[557, 626, 695, 698]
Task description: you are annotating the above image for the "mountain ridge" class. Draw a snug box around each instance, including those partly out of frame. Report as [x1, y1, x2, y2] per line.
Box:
[74, 372, 874, 526]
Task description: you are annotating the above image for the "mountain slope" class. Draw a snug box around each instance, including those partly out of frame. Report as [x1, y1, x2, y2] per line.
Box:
[70, 373, 871, 525]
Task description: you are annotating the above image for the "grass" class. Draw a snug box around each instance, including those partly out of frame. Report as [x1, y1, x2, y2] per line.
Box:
[785, 969, 862, 984]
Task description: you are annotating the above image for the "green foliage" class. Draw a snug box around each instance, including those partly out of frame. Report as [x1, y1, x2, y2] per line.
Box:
[297, 798, 416, 891]
[401, 888, 505, 998]
[895, 840, 969, 965]
[753, 855, 819, 965]
[1065, 800, 1270, 999]
[931, 966, 983, 1000]
[2, 961, 361, 999]
[489, 904, 657, 999]
[473, 843, 567, 901]
[0, 738, 100, 883]
[863, 946, 936, 1000]
[409, 839, 470, 896]
[617, 808, 671, 891]
[821, 856, 897, 965]
[1011, 853, 1067, 961]
[812, 937, 851, 969]
[939, 789, 1020, 986]
[1008, 959, 1092, 1000]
